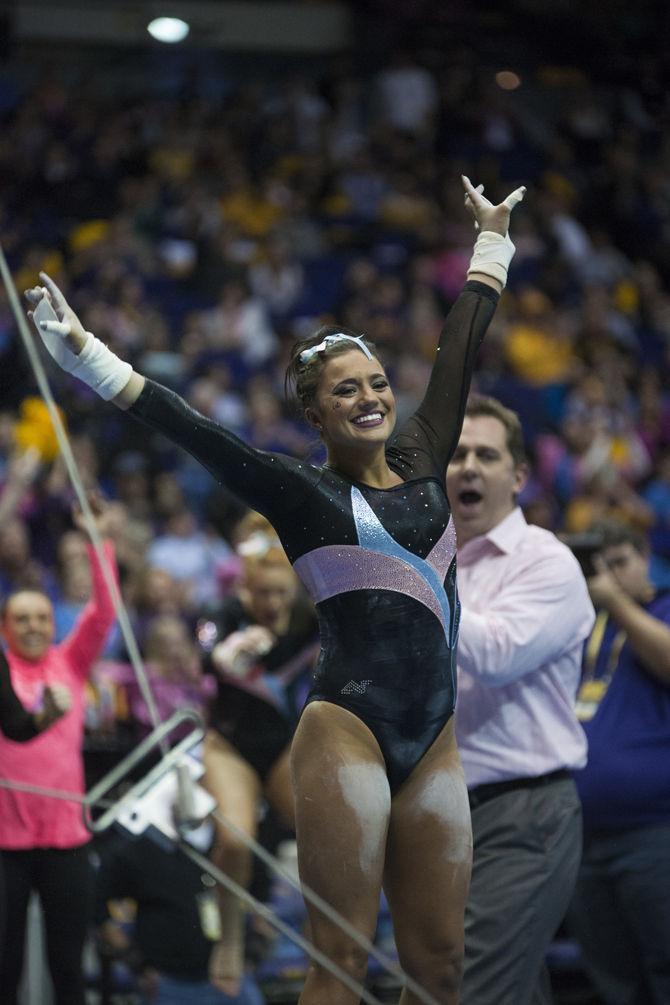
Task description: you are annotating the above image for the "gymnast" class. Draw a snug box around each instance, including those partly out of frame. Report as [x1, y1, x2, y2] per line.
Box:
[25, 175, 524, 1005]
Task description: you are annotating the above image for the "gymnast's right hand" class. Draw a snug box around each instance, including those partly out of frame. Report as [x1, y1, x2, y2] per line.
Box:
[24, 271, 88, 356]
[24, 271, 136, 404]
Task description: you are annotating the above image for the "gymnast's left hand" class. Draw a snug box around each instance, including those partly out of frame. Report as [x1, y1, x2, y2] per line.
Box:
[24, 271, 89, 355]
[462, 175, 526, 237]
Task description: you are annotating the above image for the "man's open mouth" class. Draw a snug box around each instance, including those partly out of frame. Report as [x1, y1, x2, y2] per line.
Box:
[459, 490, 483, 505]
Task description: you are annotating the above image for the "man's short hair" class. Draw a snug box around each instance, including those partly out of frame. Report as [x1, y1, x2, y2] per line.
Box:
[464, 395, 527, 466]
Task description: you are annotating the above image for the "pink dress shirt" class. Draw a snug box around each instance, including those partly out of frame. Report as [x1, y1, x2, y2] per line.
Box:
[455, 508, 593, 788]
[0, 542, 117, 849]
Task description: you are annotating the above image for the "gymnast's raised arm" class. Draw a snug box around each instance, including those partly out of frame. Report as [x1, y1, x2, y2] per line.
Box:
[25, 275, 144, 410]
[388, 177, 526, 477]
[23, 277, 310, 522]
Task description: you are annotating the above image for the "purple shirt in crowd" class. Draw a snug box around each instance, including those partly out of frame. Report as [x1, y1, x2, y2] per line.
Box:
[455, 508, 594, 788]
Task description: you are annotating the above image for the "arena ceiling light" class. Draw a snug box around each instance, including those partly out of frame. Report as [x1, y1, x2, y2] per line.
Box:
[495, 70, 522, 91]
[147, 16, 190, 43]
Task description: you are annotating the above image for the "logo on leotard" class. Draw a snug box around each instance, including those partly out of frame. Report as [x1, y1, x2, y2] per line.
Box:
[341, 680, 373, 695]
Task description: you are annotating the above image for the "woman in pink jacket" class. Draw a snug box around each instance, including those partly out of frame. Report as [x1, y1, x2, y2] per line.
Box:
[0, 498, 118, 1005]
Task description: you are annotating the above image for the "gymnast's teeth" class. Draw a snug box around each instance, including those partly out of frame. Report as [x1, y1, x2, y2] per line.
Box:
[353, 413, 384, 427]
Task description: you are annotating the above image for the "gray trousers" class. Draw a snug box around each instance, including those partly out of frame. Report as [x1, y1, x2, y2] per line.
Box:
[460, 776, 582, 1005]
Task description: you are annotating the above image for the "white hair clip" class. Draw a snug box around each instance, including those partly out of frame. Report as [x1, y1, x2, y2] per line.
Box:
[299, 332, 372, 364]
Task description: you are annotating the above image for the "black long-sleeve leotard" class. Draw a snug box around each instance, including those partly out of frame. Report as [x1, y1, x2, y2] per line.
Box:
[130, 281, 498, 792]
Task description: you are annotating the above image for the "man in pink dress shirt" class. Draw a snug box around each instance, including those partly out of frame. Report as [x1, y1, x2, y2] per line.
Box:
[446, 395, 594, 1005]
[0, 497, 118, 1005]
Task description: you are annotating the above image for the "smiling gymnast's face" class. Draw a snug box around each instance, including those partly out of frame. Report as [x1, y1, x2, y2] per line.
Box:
[307, 350, 397, 455]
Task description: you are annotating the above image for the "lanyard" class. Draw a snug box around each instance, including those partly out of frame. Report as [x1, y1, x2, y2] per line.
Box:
[583, 611, 627, 685]
[576, 611, 626, 721]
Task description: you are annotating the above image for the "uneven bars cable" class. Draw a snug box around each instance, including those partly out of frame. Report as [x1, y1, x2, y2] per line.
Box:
[0, 774, 439, 1003]
[181, 842, 386, 1005]
[212, 809, 441, 1005]
[0, 775, 381, 1002]
[0, 771, 440, 1005]
[0, 778, 109, 807]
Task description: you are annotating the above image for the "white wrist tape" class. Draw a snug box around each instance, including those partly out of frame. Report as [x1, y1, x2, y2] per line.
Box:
[467, 230, 516, 287]
[69, 331, 133, 401]
[35, 302, 133, 401]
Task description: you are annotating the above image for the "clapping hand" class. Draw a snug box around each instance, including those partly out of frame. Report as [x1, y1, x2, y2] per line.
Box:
[211, 626, 275, 678]
[37, 684, 72, 730]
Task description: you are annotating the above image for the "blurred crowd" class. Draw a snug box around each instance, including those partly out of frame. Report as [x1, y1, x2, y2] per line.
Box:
[0, 36, 669, 1001]
[0, 47, 668, 568]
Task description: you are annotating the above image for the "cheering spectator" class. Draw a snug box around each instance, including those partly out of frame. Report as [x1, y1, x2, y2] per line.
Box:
[0, 495, 118, 1005]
